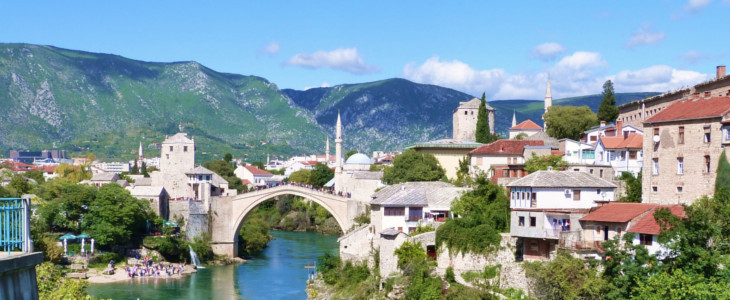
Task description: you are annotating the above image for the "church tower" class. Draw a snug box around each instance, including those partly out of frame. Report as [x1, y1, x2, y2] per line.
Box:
[543, 76, 552, 130]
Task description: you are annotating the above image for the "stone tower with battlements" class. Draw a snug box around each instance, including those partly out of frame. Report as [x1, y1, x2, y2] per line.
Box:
[155, 132, 196, 199]
[452, 97, 495, 141]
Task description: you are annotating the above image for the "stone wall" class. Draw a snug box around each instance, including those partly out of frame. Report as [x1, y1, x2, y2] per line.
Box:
[339, 224, 376, 264]
[186, 201, 209, 241]
[435, 233, 529, 292]
[0, 252, 43, 300]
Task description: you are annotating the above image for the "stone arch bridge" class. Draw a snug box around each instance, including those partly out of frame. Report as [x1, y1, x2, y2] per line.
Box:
[209, 184, 362, 257]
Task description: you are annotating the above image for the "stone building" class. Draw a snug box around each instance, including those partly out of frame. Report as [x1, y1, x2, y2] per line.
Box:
[469, 139, 545, 182]
[127, 186, 170, 220]
[641, 96, 730, 204]
[618, 65, 729, 128]
[452, 98, 495, 141]
[152, 133, 196, 199]
[406, 139, 482, 180]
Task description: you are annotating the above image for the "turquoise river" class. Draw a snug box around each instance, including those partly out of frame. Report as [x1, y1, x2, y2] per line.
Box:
[87, 231, 339, 300]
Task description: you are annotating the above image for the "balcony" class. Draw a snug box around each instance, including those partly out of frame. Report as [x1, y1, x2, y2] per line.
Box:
[1, 198, 32, 255]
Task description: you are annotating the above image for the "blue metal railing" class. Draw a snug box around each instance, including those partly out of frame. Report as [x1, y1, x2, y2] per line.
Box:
[0, 198, 31, 256]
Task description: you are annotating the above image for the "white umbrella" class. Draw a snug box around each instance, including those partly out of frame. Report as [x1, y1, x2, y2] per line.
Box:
[91, 239, 95, 254]
[81, 239, 85, 255]
[63, 239, 67, 254]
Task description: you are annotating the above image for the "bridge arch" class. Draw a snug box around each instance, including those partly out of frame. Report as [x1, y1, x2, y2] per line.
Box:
[226, 185, 352, 250]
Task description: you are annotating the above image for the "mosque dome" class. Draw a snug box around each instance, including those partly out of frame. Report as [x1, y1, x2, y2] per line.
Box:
[345, 153, 372, 165]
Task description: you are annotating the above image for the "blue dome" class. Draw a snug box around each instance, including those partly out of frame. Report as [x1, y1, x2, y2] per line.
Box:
[345, 153, 371, 165]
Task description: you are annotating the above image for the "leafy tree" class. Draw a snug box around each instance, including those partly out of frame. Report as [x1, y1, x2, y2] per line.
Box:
[9, 174, 31, 195]
[513, 132, 528, 140]
[382, 149, 445, 184]
[131, 160, 139, 174]
[224, 153, 233, 163]
[288, 169, 312, 184]
[141, 161, 149, 177]
[619, 172, 642, 202]
[345, 150, 358, 160]
[523, 251, 605, 299]
[86, 152, 96, 164]
[24, 170, 45, 184]
[476, 92, 496, 144]
[310, 163, 334, 187]
[36, 262, 90, 300]
[83, 183, 153, 247]
[452, 156, 472, 187]
[597, 80, 619, 123]
[394, 241, 427, 270]
[544, 105, 598, 140]
[523, 153, 567, 173]
[600, 233, 656, 299]
[251, 161, 265, 170]
[437, 175, 510, 254]
[238, 217, 271, 254]
[715, 150, 730, 195]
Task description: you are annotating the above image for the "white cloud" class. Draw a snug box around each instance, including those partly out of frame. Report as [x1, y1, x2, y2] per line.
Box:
[678, 50, 709, 64]
[303, 82, 331, 91]
[531, 42, 567, 61]
[625, 24, 666, 48]
[262, 41, 280, 55]
[401, 53, 710, 100]
[285, 47, 380, 74]
[684, 0, 713, 12]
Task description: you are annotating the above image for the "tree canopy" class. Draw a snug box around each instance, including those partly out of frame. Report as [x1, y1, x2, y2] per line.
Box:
[544, 105, 598, 140]
[82, 183, 153, 247]
[715, 150, 730, 195]
[619, 172, 642, 202]
[475, 93, 497, 144]
[204, 159, 245, 192]
[523, 153, 567, 173]
[382, 149, 445, 184]
[597, 80, 619, 123]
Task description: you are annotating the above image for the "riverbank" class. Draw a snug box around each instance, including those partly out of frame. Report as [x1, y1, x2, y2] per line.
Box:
[87, 264, 197, 284]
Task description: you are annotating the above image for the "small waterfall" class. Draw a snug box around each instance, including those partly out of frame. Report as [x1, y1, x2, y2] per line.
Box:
[189, 245, 205, 269]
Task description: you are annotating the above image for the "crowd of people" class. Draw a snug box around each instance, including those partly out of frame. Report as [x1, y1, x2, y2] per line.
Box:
[124, 256, 186, 278]
[241, 181, 353, 198]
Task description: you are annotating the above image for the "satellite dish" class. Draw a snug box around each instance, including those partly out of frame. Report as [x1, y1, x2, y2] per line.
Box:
[653, 135, 660, 143]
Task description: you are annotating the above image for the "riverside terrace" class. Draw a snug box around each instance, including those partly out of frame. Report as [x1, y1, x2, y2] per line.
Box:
[0, 197, 43, 300]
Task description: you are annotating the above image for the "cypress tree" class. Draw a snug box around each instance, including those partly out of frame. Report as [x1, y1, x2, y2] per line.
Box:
[131, 161, 139, 175]
[475, 92, 492, 143]
[141, 162, 149, 178]
[716, 150, 730, 194]
[597, 80, 619, 122]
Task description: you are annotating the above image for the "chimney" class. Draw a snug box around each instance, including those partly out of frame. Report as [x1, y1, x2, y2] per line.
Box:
[600, 121, 606, 127]
[718, 66, 726, 79]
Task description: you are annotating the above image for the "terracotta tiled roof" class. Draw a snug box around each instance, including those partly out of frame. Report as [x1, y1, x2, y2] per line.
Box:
[244, 165, 272, 176]
[579, 202, 657, 223]
[241, 179, 252, 185]
[510, 120, 543, 130]
[599, 133, 643, 149]
[644, 97, 730, 124]
[470, 140, 544, 155]
[628, 205, 685, 235]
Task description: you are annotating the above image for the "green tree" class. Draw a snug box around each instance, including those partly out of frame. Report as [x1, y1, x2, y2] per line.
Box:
[523, 153, 568, 173]
[288, 169, 312, 184]
[36, 262, 90, 300]
[715, 150, 730, 195]
[345, 150, 358, 161]
[24, 170, 45, 184]
[310, 163, 334, 187]
[523, 251, 605, 299]
[83, 183, 153, 247]
[238, 217, 271, 254]
[597, 80, 619, 123]
[452, 156, 472, 187]
[394, 241, 427, 270]
[382, 149, 445, 184]
[224, 153, 233, 163]
[544, 105, 599, 140]
[437, 175, 510, 254]
[131, 160, 139, 174]
[9, 174, 31, 195]
[141, 161, 149, 177]
[619, 172, 642, 202]
[251, 161, 265, 170]
[204, 159, 245, 192]
[475, 92, 495, 143]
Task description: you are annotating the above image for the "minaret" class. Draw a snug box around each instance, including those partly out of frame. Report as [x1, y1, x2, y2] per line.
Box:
[326, 138, 330, 163]
[543, 75, 552, 130]
[335, 112, 343, 174]
[138, 141, 144, 165]
[512, 110, 517, 127]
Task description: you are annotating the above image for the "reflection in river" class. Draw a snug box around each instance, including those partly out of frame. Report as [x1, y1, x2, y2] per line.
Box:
[88, 231, 339, 300]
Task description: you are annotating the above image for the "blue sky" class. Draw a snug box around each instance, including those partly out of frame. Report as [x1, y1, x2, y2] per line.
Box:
[1, 1, 728, 99]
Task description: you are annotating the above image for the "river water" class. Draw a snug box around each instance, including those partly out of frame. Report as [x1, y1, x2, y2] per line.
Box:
[87, 231, 339, 300]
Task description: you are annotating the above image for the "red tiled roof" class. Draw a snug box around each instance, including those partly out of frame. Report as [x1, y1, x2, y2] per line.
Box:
[580, 202, 658, 223]
[599, 133, 643, 149]
[243, 165, 272, 176]
[628, 205, 685, 235]
[510, 120, 543, 130]
[551, 150, 563, 156]
[644, 97, 730, 124]
[241, 179, 252, 185]
[470, 140, 544, 155]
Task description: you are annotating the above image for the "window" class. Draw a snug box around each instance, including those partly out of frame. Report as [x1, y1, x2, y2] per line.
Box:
[725, 127, 730, 141]
[464, 111, 468, 115]
[384, 207, 405, 216]
[573, 190, 581, 201]
[705, 155, 711, 173]
[590, 136, 597, 142]
[590, 169, 594, 174]
[616, 227, 623, 237]
[184, 146, 188, 152]
[704, 129, 711, 143]
[408, 207, 423, 221]
[677, 158, 684, 175]
[166, 154, 169, 159]
[599, 169, 604, 177]
[639, 234, 653, 246]
[629, 151, 637, 159]
[654, 127, 659, 136]
[652, 186, 658, 192]
[169, 146, 173, 151]
[597, 189, 601, 194]
[529, 217, 536, 227]
[652, 158, 659, 175]
[677, 186, 683, 193]
[678, 126, 684, 144]
[518, 216, 525, 226]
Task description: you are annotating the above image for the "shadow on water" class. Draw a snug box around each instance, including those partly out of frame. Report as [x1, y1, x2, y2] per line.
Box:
[87, 230, 339, 300]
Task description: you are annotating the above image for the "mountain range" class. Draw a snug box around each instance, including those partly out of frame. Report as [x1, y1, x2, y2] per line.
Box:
[0, 43, 658, 163]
